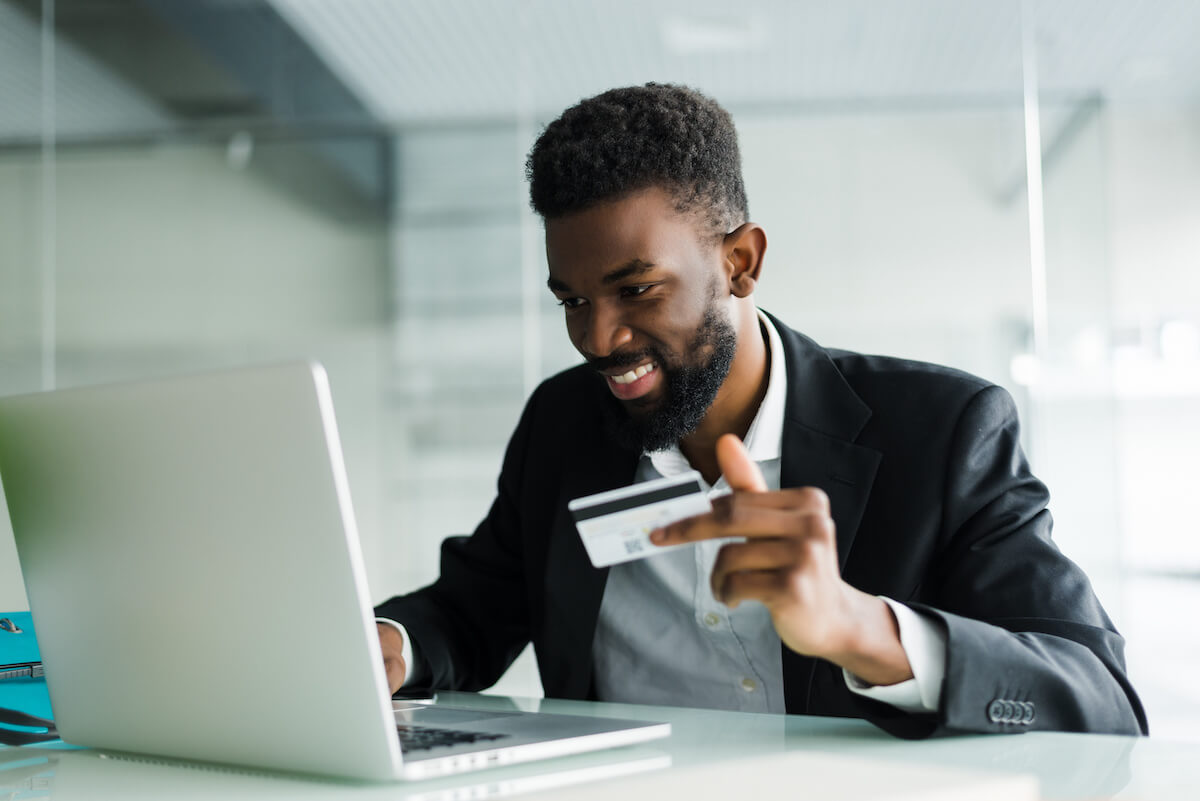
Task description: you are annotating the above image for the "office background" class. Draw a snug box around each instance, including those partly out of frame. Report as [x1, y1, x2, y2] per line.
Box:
[1, 0, 1197, 739]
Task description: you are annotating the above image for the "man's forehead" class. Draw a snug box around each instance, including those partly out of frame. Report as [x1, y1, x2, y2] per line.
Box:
[545, 194, 711, 281]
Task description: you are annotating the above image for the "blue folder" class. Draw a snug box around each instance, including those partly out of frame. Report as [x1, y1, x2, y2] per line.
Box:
[0, 613, 41, 676]
[0, 612, 54, 744]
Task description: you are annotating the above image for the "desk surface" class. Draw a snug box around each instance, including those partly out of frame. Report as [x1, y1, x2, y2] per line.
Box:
[1, 691, 1195, 800]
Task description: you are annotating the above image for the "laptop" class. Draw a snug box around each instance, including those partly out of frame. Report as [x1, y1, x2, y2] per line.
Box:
[0, 363, 669, 781]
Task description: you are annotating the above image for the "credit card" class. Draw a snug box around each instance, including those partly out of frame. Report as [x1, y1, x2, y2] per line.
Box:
[569, 471, 712, 568]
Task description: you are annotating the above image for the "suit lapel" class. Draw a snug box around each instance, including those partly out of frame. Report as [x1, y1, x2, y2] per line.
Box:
[768, 312, 881, 569]
[779, 424, 880, 569]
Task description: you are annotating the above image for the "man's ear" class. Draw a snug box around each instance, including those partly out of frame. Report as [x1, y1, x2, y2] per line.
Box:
[722, 223, 767, 298]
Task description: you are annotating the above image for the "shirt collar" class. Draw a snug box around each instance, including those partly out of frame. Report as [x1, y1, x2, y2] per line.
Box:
[647, 309, 788, 478]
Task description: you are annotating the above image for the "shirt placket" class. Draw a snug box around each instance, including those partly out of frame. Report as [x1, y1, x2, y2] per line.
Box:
[691, 483, 772, 712]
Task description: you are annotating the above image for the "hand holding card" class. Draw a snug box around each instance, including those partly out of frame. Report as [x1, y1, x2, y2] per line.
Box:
[569, 471, 712, 568]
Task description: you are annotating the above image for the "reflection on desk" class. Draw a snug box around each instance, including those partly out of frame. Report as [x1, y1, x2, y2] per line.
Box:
[1, 691, 1195, 800]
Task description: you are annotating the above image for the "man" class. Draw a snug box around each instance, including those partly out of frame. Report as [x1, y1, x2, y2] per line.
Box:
[375, 84, 1147, 738]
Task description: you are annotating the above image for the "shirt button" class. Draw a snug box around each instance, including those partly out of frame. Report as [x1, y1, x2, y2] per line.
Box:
[740, 677, 758, 692]
[703, 613, 721, 627]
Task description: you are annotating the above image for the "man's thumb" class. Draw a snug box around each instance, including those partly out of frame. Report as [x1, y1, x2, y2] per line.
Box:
[716, 433, 768, 492]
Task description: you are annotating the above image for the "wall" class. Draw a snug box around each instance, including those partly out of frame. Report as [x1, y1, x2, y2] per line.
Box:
[0, 141, 391, 612]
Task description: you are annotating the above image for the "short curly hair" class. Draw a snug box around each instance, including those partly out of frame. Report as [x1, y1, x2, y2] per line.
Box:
[526, 83, 748, 240]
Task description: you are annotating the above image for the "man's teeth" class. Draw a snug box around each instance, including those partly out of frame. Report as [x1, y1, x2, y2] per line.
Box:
[610, 363, 656, 385]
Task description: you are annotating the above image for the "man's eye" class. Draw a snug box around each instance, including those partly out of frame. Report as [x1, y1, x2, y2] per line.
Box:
[557, 297, 585, 309]
[621, 285, 652, 298]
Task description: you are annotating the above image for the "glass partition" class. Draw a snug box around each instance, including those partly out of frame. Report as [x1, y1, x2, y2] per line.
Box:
[1030, 0, 1200, 739]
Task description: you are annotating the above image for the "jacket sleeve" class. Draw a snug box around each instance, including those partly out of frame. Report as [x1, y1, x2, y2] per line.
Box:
[372, 386, 544, 692]
[859, 384, 1148, 738]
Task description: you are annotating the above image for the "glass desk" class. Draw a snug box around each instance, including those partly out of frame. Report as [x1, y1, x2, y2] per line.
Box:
[1, 691, 1195, 800]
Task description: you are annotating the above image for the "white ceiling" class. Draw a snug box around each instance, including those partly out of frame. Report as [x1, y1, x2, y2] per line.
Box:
[271, 0, 1200, 124]
[2, 0, 1198, 143]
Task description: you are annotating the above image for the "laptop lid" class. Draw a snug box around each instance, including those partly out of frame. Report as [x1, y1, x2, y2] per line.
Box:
[0, 363, 403, 780]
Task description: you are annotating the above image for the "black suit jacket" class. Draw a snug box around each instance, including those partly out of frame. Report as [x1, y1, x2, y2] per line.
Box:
[376, 312, 1148, 738]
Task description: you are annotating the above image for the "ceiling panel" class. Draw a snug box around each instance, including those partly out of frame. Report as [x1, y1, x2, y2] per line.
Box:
[271, 0, 1200, 125]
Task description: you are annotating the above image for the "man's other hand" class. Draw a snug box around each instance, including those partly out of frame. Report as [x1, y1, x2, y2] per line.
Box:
[650, 433, 914, 687]
[377, 622, 408, 694]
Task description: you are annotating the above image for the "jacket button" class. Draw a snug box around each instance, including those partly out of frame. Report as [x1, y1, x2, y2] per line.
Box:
[987, 699, 1006, 723]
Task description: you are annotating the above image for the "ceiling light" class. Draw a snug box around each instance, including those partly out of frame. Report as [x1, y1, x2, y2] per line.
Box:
[661, 15, 768, 55]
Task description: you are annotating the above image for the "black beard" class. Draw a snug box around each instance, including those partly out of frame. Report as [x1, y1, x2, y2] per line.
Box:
[598, 304, 738, 453]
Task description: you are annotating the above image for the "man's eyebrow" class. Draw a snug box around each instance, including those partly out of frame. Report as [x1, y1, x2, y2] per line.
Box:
[601, 259, 656, 285]
[546, 259, 657, 293]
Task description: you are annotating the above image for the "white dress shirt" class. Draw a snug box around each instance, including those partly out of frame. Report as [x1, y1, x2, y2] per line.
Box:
[387, 312, 946, 714]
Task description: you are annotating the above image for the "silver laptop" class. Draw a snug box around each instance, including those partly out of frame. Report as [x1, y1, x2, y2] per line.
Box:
[0, 363, 668, 781]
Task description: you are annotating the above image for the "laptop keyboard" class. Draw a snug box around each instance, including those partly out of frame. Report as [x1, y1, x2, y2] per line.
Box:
[395, 724, 510, 752]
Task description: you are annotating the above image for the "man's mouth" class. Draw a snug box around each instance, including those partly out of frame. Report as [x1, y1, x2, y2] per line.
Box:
[603, 361, 660, 401]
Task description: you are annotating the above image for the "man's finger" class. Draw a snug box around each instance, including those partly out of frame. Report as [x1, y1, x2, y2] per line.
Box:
[710, 487, 831, 516]
[652, 492, 832, 544]
[714, 568, 790, 610]
[652, 505, 799, 544]
[712, 538, 802, 581]
[384, 657, 406, 694]
[717, 433, 768, 492]
[377, 623, 408, 694]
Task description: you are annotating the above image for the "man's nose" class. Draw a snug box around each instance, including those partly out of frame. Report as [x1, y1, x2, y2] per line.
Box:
[578, 303, 633, 359]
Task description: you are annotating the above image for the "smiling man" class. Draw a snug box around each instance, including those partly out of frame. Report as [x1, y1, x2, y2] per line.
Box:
[374, 84, 1147, 737]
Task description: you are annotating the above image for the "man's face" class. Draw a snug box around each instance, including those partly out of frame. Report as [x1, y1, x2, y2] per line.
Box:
[545, 187, 737, 451]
